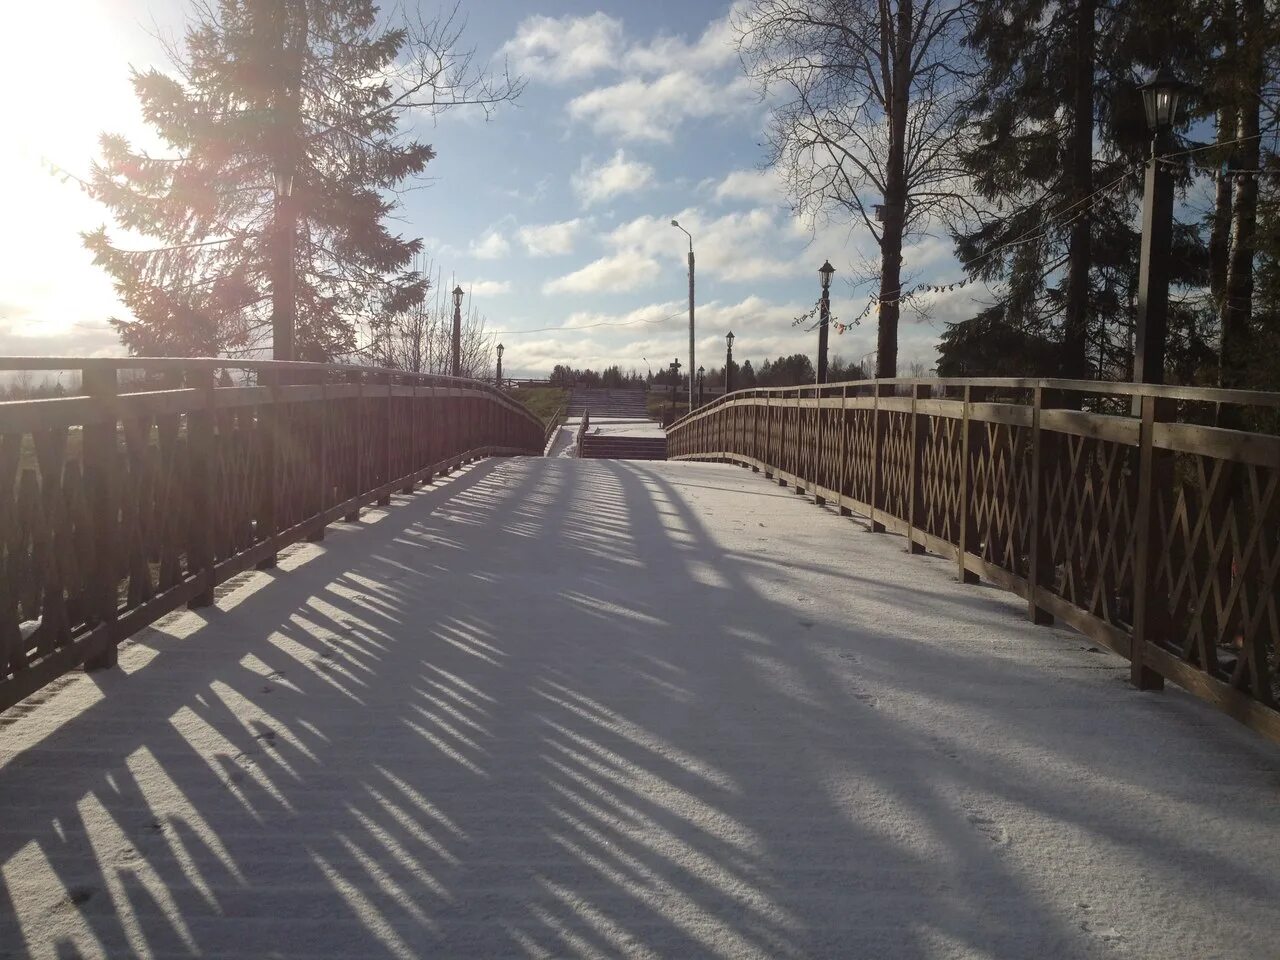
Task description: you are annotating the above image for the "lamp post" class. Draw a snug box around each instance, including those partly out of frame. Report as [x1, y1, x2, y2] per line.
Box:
[1133, 68, 1189, 390]
[668, 357, 681, 423]
[725, 330, 735, 394]
[271, 167, 296, 362]
[496, 343, 504, 388]
[697, 365, 705, 408]
[817, 260, 835, 383]
[451, 285, 464, 377]
[671, 220, 695, 414]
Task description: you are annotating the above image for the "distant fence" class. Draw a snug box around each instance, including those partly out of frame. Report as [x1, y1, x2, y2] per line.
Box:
[667, 378, 1280, 744]
[0, 357, 544, 712]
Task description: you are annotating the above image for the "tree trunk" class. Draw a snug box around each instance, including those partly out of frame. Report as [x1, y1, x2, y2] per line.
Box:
[1209, 108, 1237, 305]
[876, 0, 913, 380]
[1219, 0, 1262, 389]
[1062, 0, 1095, 382]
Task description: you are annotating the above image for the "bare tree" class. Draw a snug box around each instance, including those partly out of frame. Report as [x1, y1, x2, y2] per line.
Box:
[735, 0, 976, 377]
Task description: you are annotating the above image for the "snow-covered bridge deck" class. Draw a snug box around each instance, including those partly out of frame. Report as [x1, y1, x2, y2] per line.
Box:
[2, 458, 1278, 959]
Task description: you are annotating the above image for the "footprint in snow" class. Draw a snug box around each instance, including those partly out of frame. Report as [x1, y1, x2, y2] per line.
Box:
[966, 812, 1008, 845]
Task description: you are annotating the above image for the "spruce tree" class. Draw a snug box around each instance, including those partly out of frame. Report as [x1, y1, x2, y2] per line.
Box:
[85, 0, 512, 359]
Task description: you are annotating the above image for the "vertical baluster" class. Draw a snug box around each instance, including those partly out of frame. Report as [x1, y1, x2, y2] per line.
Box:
[957, 385, 980, 584]
[1131, 392, 1169, 690]
[82, 365, 119, 671]
[187, 368, 216, 606]
[907, 383, 930, 554]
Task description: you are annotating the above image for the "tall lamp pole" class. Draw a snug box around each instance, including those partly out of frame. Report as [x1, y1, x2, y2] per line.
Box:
[725, 330, 735, 394]
[496, 343, 504, 388]
[668, 357, 681, 423]
[671, 220, 695, 414]
[817, 260, 835, 383]
[1134, 68, 1189, 390]
[271, 167, 296, 362]
[451, 285, 464, 377]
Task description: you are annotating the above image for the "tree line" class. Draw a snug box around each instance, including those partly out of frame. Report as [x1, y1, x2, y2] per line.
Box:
[549, 354, 929, 391]
[734, 0, 1280, 390]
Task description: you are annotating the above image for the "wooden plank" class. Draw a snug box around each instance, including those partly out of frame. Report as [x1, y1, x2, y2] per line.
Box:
[1154, 421, 1280, 467]
[1039, 408, 1140, 446]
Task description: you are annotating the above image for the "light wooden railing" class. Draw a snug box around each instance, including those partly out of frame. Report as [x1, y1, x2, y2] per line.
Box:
[0, 357, 544, 711]
[667, 378, 1280, 744]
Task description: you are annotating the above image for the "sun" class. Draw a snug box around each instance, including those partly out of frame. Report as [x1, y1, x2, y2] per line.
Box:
[0, 0, 151, 345]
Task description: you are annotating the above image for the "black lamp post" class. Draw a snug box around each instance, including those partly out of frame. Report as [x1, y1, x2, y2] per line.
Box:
[668, 357, 681, 422]
[1133, 68, 1189, 389]
[817, 260, 835, 383]
[496, 343, 504, 387]
[725, 330, 735, 394]
[451, 285, 464, 377]
[697, 365, 705, 408]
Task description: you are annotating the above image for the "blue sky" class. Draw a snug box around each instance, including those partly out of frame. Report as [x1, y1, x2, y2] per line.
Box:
[0, 0, 981, 376]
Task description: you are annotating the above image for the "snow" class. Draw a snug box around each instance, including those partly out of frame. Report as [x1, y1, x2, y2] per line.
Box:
[1, 458, 1277, 959]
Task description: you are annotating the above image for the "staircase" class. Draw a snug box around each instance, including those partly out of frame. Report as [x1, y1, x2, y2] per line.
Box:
[579, 434, 668, 460]
[567, 388, 649, 418]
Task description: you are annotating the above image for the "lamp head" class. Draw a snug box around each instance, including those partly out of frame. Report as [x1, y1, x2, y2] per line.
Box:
[819, 259, 835, 287]
[726, 330, 735, 348]
[452, 285, 464, 309]
[1140, 67, 1190, 133]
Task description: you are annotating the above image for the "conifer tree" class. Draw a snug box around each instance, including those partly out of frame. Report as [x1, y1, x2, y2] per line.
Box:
[85, 0, 517, 359]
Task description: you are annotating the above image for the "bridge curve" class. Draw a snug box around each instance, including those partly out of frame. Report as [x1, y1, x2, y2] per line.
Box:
[3, 456, 1277, 959]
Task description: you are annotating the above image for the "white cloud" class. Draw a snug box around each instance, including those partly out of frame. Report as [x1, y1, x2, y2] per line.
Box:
[714, 169, 785, 206]
[470, 229, 511, 260]
[567, 70, 754, 143]
[500, 13, 623, 82]
[469, 280, 511, 297]
[606, 208, 794, 282]
[517, 218, 587, 257]
[572, 150, 655, 207]
[543, 251, 661, 295]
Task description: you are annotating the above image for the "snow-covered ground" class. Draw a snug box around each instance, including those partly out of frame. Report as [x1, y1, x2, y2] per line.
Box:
[2, 458, 1277, 959]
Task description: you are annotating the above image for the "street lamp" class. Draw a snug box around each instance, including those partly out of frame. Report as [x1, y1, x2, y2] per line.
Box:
[671, 219, 695, 414]
[697, 365, 705, 408]
[496, 342, 504, 388]
[668, 357, 681, 422]
[451, 285, 464, 377]
[1133, 68, 1190, 389]
[271, 166, 296, 362]
[817, 260, 835, 384]
[725, 330, 735, 394]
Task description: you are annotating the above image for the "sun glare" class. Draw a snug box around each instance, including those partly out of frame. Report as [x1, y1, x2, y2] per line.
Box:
[0, 0, 148, 345]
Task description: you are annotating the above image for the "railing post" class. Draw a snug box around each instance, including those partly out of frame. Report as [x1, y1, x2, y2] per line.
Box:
[82, 365, 120, 672]
[794, 389, 804, 494]
[402, 378, 418, 494]
[907, 383, 931, 554]
[344, 370, 363, 522]
[957, 384, 980, 584]
[308, 376, 328, 541]
[869, 383, 890, 533]
[1131, 393, 1169, 690]
[1027, 385, 1063, 625]
[256, 368, 280, 568]
[379, 370, 393, 506]
[815, 387, 827, 506]
[187, 368, 216, 607]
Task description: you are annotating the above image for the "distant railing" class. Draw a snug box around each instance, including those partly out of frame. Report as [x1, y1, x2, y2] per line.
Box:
[667, 377, 1280, 744]
[575, 410, 590, 457]
[0, 357, 544, 711]
[542, 403, 567, 456]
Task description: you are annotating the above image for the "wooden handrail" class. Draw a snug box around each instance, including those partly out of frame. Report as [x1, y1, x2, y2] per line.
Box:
[0, 357, 545, 712]
[666, 377, 1280, 745]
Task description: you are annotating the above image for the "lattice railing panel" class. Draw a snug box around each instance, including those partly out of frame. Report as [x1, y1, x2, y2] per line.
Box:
[1039, 434, 1139, 628]
[970, 420, 1033, 579]
[920, 414, 963, 544]
[1154, 455, 1279, 704]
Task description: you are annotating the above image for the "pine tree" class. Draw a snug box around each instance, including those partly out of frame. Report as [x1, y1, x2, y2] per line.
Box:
[85, 0, 515, 359]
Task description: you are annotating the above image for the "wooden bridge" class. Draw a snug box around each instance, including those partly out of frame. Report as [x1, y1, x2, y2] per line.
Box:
[1, 359, 1278, 959]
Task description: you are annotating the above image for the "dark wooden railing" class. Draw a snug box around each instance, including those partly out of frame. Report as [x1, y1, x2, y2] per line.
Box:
[667, 378, 1280, 744]
[0, 357, 544, 711]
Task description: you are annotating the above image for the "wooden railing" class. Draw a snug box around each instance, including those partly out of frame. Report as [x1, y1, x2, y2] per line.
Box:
[0, 357, 544, 711]
[667, 378, 1280, 744]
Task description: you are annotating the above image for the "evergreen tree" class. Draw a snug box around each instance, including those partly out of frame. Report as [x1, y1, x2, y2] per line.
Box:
[85, 0, 517, 359]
